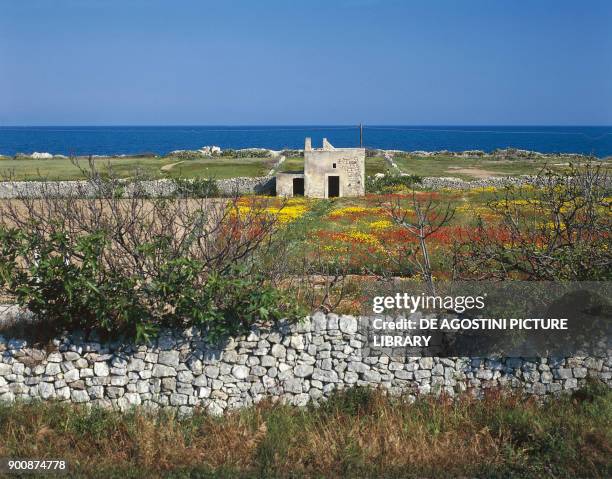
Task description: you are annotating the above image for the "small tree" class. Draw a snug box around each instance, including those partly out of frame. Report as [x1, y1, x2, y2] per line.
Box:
[453, 163, 611, 280]
[0, 160, 299, 341]
[383, 189, 455, 294]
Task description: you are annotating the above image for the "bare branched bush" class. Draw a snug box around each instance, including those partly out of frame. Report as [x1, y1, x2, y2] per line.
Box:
[2, 165, 276, 274]
[0, 160, 298, 340]
[260, 201, 350, 314]
[453, 163, 611, 280]
[288, 247, 351, 314]
[379, 190, 455, 294]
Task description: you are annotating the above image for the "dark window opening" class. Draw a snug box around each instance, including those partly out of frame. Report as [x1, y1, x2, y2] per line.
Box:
[332, 163, 337, 169]
[292, 177, 304, 196]
[328, 176, 340, 198]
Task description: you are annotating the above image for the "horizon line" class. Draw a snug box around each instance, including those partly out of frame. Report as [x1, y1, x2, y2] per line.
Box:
[1, 124, 612, 128]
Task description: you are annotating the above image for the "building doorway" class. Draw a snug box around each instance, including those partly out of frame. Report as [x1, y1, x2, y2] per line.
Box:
[292, 177, 304, 196]
[328, 176, 340, 198]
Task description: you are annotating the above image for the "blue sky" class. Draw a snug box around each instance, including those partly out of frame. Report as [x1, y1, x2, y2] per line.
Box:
[1, 0, 611, 125]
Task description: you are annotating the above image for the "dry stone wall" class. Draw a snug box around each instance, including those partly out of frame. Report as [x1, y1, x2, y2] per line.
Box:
[6, 175, 607, 198]
[0, 313, 609, 415]
[0, 177, 276, 199]
[419, 175, 540, 190]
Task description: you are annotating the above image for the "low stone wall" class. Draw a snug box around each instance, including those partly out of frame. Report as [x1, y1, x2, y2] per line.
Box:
[421, 174, 611, 190]
[0, 312, 609, 415]
[420, 176, 539, 190]
[216, 176, 275, 195]
[0, 181, 92, 199]
[0, 177, 276, 199]
[0, 175, 544, 198]
[3, 174, 607, 197]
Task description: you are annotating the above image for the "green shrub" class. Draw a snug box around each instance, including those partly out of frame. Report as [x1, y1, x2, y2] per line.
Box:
[0, 227, 298, 342]
[366, 173, 422, 193]
[0, 168, 302, 342]
[220, 149, 271, 158]
[170, 177, 219, 198]
[165, 150, 206, 160]
[279, 149, 303, 158]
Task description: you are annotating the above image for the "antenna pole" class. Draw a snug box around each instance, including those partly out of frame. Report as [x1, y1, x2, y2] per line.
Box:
[359, 122, 363, 147]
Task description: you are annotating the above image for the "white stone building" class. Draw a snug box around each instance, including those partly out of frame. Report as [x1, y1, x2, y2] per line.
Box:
[276, 138, 365, 198]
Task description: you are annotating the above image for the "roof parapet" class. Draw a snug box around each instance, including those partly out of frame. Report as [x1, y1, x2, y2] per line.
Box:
[322, 138, 335, 150]
[304, 137, 312, 151]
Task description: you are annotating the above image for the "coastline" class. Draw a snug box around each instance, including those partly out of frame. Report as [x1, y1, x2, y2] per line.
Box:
[2, 125, 611, 158]
[1, 146, 607, 160]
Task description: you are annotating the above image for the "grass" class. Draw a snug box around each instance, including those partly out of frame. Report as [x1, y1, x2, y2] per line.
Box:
[163, 157, 274, 179]
[278, 156, 305, 173]
[392, 154, 611, 179]
[0, 156, 277, 181]
[4, 153, 609, 181]
[0, 384, 609, 478]
[364, 155, 389, 175]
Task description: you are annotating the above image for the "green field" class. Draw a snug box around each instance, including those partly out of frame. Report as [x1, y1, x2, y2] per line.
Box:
[279, 153, 609, 180]
[1, 153, 609, 181]
[391, 153, 609, 179]
[278, 156, 306, 173]
[0, 156, 277, 181]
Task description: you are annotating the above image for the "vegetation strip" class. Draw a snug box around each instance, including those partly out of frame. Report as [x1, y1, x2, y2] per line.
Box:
[0, 385, 609, 478]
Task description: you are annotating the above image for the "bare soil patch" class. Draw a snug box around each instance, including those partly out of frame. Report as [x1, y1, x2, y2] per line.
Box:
[446, 166, 499, 178]
[160, 160, 185, 172]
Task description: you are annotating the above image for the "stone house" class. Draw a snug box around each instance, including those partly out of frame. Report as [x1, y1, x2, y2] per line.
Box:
[276, 138, 365, 198]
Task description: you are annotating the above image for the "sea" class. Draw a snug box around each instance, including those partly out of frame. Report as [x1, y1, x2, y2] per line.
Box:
[1, 125, 611, 158]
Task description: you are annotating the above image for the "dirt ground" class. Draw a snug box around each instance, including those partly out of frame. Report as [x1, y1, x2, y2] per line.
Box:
[446, 166, 499, 178]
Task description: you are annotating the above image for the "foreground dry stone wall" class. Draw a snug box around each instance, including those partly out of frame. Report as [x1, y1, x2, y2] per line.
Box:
[0, 312, 609, 415]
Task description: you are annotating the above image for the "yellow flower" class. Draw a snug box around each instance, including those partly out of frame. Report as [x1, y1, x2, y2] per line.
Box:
[369, 220, 393, 231]
[328, 206, 369, 218]
[232, 198, 309, 224]
[539, 221, 567, 231]
[467, 186, 498, 196]
[285, 198, 308, 206]
[265, 204, 308, 224]
[490, 198, 539, 209]
[346, 230, 381, 246]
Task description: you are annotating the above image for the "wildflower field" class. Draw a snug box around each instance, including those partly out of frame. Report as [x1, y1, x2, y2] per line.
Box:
[257, 187, 511, 274]
[231, 174, 610, 313]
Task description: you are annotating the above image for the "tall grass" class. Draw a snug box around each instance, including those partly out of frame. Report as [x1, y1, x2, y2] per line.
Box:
[0, 383, 610, 478]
